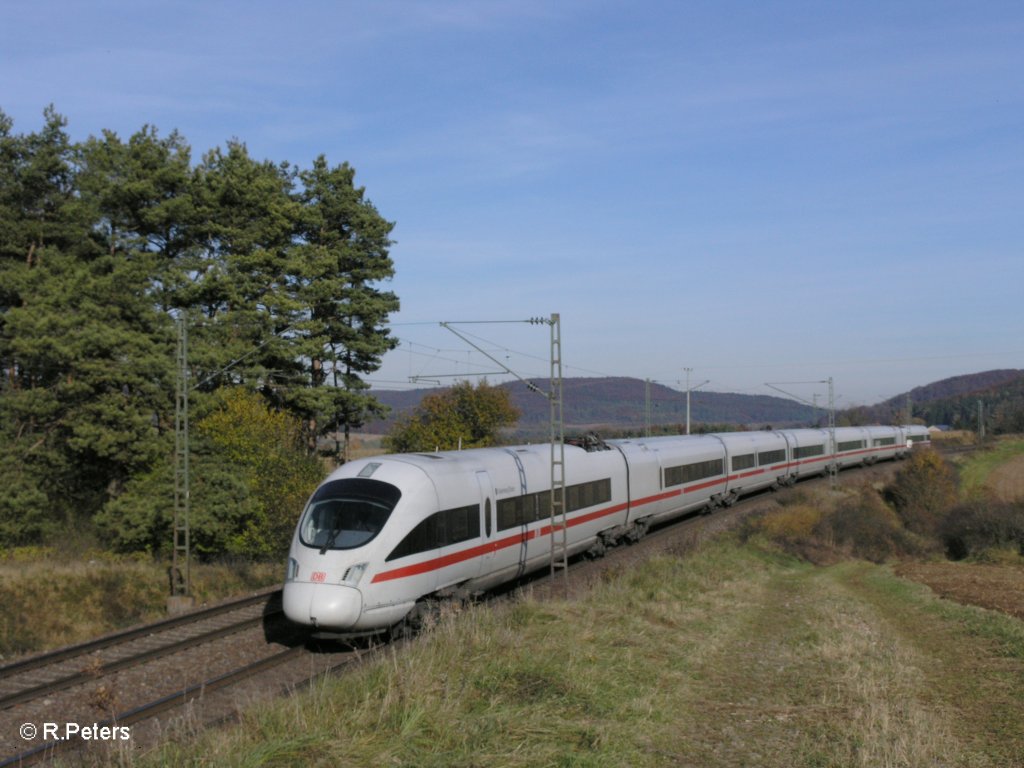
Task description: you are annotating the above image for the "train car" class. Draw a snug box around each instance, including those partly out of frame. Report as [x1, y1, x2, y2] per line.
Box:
[283, 442, 631, 633]
[775, 428, 831, 479]
[831, 426, 872, 468]
[863, 425, 903, 462]
[612, 434, 727, 528]
[283, 425, 926, 635]
[905, 424, 931, 448]
[717, 431, 792, 498]
[486, 441, 630, 585]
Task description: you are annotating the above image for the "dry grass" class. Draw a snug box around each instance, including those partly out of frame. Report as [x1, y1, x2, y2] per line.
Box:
[804, 570, 959, 766]
[345, 433, 388, 460]
[139, 539, 1024, 768]
[930, 430, 975, 446]
[0, 552, 280, 659]
[984, 453, 1024, 501]
[756, 503, 823, 541]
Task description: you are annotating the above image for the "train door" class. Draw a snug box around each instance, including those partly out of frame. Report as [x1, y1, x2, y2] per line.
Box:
[475, 471, 496, 575]
[779, 431, 795, 484]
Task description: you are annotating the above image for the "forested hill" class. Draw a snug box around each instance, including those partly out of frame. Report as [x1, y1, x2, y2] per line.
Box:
[367, 377, 816, 436]
[910, 371, 1024, 433]
[898, 369, 1024, 406]
[842, 370, 1024, 434]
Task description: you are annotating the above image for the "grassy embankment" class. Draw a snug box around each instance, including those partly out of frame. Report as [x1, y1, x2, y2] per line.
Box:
[145, 536, 1024, 767]
[955, 437, 1024, 498]
[0, 550, 279, 660]
[144, 440, 1024, 768]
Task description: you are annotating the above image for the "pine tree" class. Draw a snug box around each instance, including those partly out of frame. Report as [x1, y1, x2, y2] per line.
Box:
[290, 156, 399, 457]
[0, 107, 100, 541]
[1, 111, 402, 551]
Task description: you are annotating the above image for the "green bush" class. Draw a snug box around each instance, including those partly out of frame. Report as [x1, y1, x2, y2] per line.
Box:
[817, 488, 919, 563]
[385, 379, 519, 453]
[940, 499, 1024, 561]
[96, 388, 322, 559]
[884, 450, 958, 537]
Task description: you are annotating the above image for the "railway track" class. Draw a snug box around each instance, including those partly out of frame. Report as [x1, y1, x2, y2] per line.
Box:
[0, 587, 354, 766]
[0, 589, 281, 712]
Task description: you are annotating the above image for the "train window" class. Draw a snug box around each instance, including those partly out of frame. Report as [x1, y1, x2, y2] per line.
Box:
[536, 493, 547, 521]
[299, 478, 401, 552]
[731, 454, 755, 472]
[496, 479, 611, 531]
[757, 449, 786, 466]
[838, 440, 864, 452]
[566, 478, 611, 513]
[497, 495, 520, 531]
[386, 503, 481, 562]
[793, 445, 825, 459]
[664, 458, 724, 487]
[873, 437, 896, 447]
[566, 484, 581, 512]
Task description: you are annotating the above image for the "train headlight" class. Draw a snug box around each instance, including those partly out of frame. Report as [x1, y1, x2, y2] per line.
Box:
[341, 562, 368, 587]
[286, 557, 299, 581]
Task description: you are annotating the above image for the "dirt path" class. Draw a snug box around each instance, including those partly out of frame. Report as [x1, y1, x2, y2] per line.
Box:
[661, 564, 967, 766]
[642, 555, 1024, 767]
[850, 563, 1024, 766]
[985, 453, 1024, 500]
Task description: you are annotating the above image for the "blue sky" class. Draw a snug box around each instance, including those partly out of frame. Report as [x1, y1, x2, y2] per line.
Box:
[3, 1, 1022, 406]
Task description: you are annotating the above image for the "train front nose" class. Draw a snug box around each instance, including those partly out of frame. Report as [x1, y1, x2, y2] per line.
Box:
[283, 582, 363, 629]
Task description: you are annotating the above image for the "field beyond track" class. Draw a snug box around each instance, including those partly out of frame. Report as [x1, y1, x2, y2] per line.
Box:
[150, 537, 1024, 768]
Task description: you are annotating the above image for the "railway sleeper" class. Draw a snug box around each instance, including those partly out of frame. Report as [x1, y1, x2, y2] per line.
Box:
[593, 524, 631, 553]
[392, 591, 471, 639]
[625, 517, 650, 543]
[585, 539, 607, 559]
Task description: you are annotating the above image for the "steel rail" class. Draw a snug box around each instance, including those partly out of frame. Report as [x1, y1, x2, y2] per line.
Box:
[0, 644, 312, 768]
[0, 602, 282, 711]
[0, 587, 281, 681]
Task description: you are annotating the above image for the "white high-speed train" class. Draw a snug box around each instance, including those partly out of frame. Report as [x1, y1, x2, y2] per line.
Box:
[283, 425, 930, 634]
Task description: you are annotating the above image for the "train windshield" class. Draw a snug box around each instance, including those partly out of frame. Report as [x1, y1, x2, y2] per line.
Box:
[298, 478, 401, 552]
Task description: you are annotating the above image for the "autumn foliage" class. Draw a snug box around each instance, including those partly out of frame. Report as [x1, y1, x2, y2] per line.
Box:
[817, 488, 919, 563]
[746, 449, 965, 564]
[96, 389, 322, 558]
[884, 450, 959, 537]
[197, 389, 324, 558]
[385, 380, 520, 453]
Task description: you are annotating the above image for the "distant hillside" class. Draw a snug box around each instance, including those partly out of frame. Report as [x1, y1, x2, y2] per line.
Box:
[912, 372, 1024, 434]
[364, 370, 1024, 438]
[893, 369, 1023, 408]
[841, 369, 1024, 433]
[365, 377, 816, 437]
